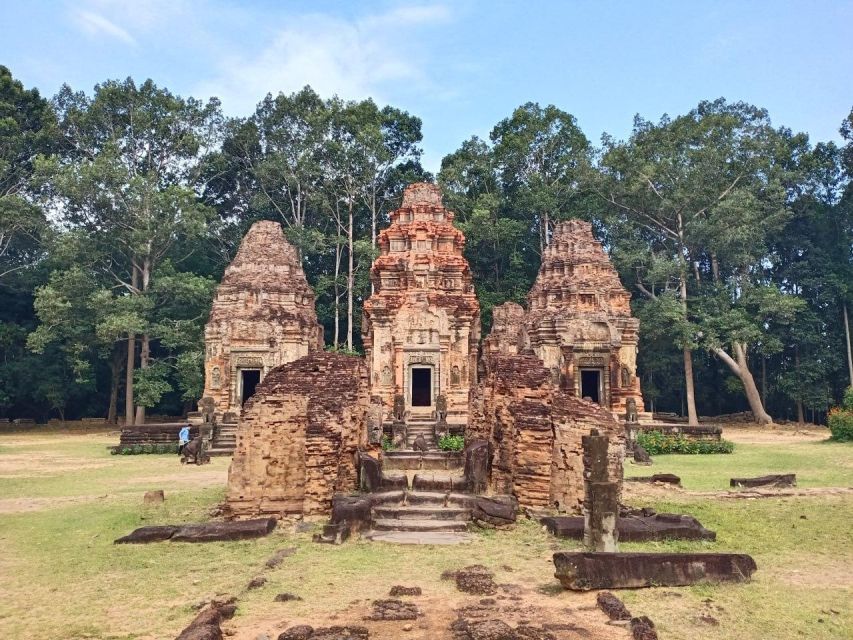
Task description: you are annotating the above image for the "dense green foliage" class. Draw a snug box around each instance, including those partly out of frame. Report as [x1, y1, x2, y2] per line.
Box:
[636, 431, 735, 455]
[827, 387, 853, 442]
[437, 434, 465, 452]
[0, 64, 850, 425]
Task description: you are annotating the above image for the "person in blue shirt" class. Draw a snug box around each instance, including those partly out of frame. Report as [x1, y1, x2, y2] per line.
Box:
[178, 425, 190, 454]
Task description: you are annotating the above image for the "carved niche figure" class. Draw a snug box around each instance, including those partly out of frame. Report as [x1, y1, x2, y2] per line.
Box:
[625, 397, 638, 423]
[199, 396, 215, 423]
[381, 365, 392, 385]
[392, 394, 406, 423]
[366, 396, 384, 444]
[450, 365, 461, 386]
[621, 366, 631, 387]
[435, 394, 448, 424]
[550, 366, 561, 385]
[211, 366, 221, 389]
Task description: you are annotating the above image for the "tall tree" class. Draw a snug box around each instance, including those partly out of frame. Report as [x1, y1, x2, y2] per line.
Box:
[600, 99, 802, 424]
[35, 78, 221, 424]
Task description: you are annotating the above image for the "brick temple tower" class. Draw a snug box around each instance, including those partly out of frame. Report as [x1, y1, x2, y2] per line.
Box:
[362, 183, 481, 441]
[202, 220, 323, 415]
[525, 220, 647, 420]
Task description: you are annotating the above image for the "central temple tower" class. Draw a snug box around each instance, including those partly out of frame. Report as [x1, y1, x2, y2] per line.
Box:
[362, 183, 480, 438]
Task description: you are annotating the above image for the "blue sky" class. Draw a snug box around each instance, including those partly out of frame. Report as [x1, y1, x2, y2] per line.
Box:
[3, 0, 852, 172]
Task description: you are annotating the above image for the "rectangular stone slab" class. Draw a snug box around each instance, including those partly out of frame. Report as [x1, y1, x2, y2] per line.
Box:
[730, 474, 796, 488]
[115, 518, 276, 544]
[553, 552, 756, 590]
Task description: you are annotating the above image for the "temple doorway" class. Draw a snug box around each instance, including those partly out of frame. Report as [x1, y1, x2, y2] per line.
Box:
[411, 367, 432, 407]
[240, 369, 261, 405]
[580, 369, 601, 404]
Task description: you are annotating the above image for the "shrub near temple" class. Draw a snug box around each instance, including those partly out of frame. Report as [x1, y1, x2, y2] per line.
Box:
[637, 430, 734, 455]
[438, 434, 465, 452]
[828, 387, 853, 442]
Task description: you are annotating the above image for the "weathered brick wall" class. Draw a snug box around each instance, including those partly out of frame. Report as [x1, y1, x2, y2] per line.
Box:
[475, 352, 624, 513]
[226, 353, 368, 518]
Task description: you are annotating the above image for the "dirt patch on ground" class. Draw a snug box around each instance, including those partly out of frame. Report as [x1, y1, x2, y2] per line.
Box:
[0, 494, 109, 514]
[769, 556, 853, 589]
[0, 452, 112, 477]
[225, 584, 631, 640]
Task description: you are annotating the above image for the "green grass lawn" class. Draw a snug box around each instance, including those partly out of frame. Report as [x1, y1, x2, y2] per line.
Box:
[0, 428, 850, 639]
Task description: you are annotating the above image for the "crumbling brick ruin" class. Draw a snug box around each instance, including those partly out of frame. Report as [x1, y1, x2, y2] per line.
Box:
[202, 221, 323, 415]
[470, 351, 624, 513]
[226, 353, 368, 517]
[218, 186, 640, 519]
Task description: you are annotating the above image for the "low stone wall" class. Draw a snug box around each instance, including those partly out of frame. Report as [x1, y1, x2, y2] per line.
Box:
[226, 353, 369, 518]
[118, 423, 196, 447]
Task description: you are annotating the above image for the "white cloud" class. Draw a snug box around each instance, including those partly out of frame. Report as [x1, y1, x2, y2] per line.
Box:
[194, 4, 452, 116]
[72, 9, 137, 45]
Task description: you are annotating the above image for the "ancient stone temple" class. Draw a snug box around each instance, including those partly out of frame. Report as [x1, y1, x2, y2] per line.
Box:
[487, 220, 646, 422]
[362, 183, 480, 444]
[222, 185, 632, 525]
[202, 221, 323, 416]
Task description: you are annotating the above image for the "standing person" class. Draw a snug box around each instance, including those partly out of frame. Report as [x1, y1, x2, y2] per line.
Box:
[178, 425, 190, 455]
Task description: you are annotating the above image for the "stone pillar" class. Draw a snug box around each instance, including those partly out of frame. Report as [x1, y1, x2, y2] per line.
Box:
[582, 428, 619, 552]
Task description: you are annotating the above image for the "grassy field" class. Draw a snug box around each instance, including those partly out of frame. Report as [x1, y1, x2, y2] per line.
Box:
[0, 426, 850, 639]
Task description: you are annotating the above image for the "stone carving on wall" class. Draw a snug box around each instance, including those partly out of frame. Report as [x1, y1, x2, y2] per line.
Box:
[451, 365, 461, 386]
[211, 366, 221, 389]
[381, 365, 392, 385]
[621, 366, 631, 387]
[625, 398, 638, 423]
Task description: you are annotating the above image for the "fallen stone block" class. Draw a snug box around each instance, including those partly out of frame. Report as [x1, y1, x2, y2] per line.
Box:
[265, 547, 297, 568]
[596, 591, 632, 620]
[542, 513, 715, 542]
[389, 585, 422, 596]
[630, 616, 658, 640]
[553, 552, 757, 590]
[144, 489, 165, 504]
[366, 598, 419, 620]
[730, 474, 796, 488]
[114, 525, 179, 544]
[275, 592, 303, 602]
[454, 565, 497, 595]
[313, 523, 351, 545]
[115, 519, 275, 544]
[626, 473, 681, 486]
[170, 518, 276, 542]
[471, 495, 517, 528]
[175, 601, 237, 640]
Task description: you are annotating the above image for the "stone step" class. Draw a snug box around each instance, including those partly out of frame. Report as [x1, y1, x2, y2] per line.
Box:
[383, 451, 463, 470]
[373, 505, 470, 521]
[373, 518, 468, 533]
[364, 531, 472, 545]
[208, 447, 234, 457]
[405, 491, 475, 508]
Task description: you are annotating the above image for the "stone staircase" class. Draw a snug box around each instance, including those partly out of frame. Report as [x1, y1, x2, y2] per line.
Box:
[405, 414, 437, 449]
[208, 421, 238, 456]
[365, 486, 474, 542]
[382, 450, 464, 471]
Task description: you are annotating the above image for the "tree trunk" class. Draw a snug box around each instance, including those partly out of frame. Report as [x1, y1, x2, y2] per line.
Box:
[796, 400, 805, 425]
[678, 269, 699, 426]
[844, 302, 853, 386]
[675, 217, 699, 426]
[333, 241, 341, 348]
[713, 342, 773, 425]
[346, 200, 354, 351]
[107, 346, 123, 425]
[134, 256, 151, 426]
[125, 265, 139, 426]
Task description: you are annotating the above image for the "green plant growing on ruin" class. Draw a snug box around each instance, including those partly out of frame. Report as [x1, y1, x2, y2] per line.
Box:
[438, 434, 465, 452]
[380, 435, 394, 451]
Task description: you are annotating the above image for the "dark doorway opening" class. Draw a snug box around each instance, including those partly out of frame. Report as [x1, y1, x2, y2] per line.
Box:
[580, 369, 601, 404]
[411, 368, 432, 407]
[241, 369, 261, 405]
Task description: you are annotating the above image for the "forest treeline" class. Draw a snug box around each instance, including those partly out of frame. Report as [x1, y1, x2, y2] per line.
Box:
[1, 65, 851, 425]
